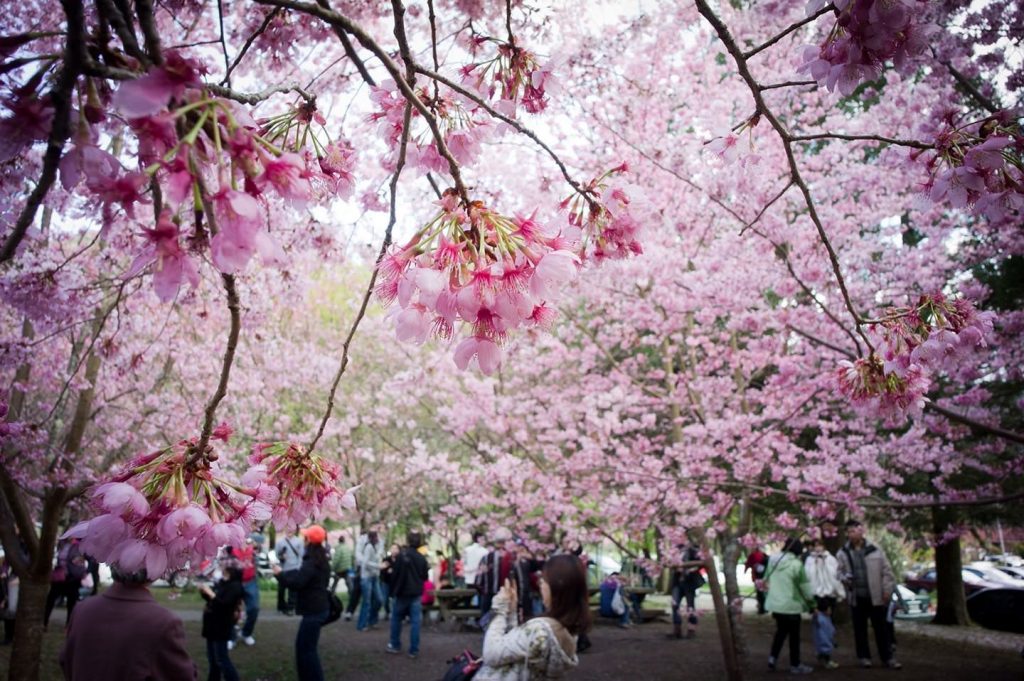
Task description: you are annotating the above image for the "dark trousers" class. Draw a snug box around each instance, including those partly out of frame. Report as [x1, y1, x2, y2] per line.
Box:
[770, 613, 802, 667]
[44, 580, 80, 628]
[205, 638, 239, 681]
[277, 581, 296, 613]
[296, 610, 329, 681]
[2, 618, 13, 644]
[851, 596, 891, 662]
[756, 588, 767, 614]
[345, 573, 361, 614]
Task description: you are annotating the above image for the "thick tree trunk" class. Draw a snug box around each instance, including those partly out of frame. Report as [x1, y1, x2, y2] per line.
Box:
[701, 536, 742, 681]
[721, 536, 747, 655]
[931, 507, 970, 626]
[8, 577, 49, 681]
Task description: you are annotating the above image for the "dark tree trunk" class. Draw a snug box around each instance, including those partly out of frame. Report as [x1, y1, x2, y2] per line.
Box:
[931, 506, 970, 626]
[701, 535, 742, 681]
[721, 535, 747, 655]
[8, 577, 49, 681]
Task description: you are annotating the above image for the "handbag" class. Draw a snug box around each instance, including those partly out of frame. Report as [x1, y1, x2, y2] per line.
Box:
[441, 650, 481, 681]
[324, 591, 344, 625]
[610, 587, 626, 616]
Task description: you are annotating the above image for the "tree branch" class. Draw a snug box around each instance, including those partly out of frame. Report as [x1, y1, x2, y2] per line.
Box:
[743, 3, 834, 60]
[0, 0, 84, 265]
[222, 7, 282, 85]
[790, 132, 932, 150]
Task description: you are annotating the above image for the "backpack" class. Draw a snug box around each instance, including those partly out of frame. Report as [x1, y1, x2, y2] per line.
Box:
[441, 650, 481, 681]
[324, 591, 344, 625]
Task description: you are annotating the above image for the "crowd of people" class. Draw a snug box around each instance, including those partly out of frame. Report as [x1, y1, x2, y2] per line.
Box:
[8, 517, 908, 680]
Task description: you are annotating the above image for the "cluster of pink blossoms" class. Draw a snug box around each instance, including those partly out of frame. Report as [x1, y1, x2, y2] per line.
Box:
[563, 163, 643, 261]
[62, 426, 278, 578]
[47, 51, 358, 301]
[460, 37, 557, 114]
[909, 111, 1023, 219]
[376, 190, 579, 375]
[800, 0, 933, 95]
[248, 441, 358, 529]
[836, 293, 995, 422]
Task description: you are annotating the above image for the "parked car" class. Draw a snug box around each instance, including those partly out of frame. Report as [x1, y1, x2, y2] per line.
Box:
[965, 562, 1024, 587]
[993, 565, 1024, 582]
[904, 567, 1009, 595]
[966, 587, 1024, 633]
[892, 584, 931, 620]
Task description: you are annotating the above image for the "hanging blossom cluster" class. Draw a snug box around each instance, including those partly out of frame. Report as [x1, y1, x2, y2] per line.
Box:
[562, 163, 643, 261]
[836, 293, 995, 422]
[800, 0, 933, 95]
[62, 425, 278, 577]
[48, 51, 357, 301]
[461, 35, 558, 114]
[910, 111, 1023, 219]
[248, 441, 358, 529]
[376, 189, 579, 375]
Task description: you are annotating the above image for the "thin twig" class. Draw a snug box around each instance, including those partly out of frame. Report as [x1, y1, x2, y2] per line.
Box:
[760, 80, 817, 91]
[207, 82, 315, 105]
[216, 0, 230, 83]
[790, 132, 932, 150]
[738, 180, 793, 235]
[222, 8, 281, 85]
[743, 3, 834, 60]
[942, 60, 1000, 114]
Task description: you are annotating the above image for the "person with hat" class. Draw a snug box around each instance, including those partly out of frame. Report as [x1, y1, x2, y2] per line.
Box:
[273, 524, 331, 681]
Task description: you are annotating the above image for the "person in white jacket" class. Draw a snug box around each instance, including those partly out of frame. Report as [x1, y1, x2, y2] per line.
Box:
[475, 554, 589, 681]
[805, 539, 845, 669]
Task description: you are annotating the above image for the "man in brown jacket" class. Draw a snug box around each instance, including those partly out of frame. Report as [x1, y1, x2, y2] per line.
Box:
[836, 520, 902, 670]
[59, 566, 196, 680]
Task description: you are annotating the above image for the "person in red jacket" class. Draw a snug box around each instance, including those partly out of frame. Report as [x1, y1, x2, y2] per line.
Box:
[745, 545, 769, 615]
[60, 566, 196, 680]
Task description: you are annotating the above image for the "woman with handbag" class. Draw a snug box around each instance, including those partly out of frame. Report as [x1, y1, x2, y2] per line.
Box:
[273, 524, 331, 681]
[474, 554, 589, 680]
[201, 565, 244, 681]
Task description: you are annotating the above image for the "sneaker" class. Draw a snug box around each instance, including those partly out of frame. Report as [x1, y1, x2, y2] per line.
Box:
[227, 641, 235, 651]
[385, 645, 400, 655]
[408, 652, 419, 659]
[243, 636, 256, 646]
[823, 661, 839, 670]
[790, 664, 814, 675]
[768, 656, 777, 671]
[885, 660, 902, 670]
[859, 659, 872, 668]
[343, 612, 352, 621]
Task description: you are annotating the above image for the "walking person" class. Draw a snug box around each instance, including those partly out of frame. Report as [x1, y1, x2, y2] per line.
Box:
[836, 520, 902, 669]
[745, 544, 770, 615]
[44, 538, 88, 630]
[356, 530, 384, 631]
[668, 540, 704, 640]
[344, 532, 366, 621]
[805, 539, 845, 669]
[475, 554, 589, 680]
[200, 565, 244, 681]
[330, 535, 353, 594]
[386, 531, 429, 658]
[765, 537, 815, 674]
[233, 537, 261, 647]
[273, 524, 331, 681]
[275, 529, 303, 615]
[380, 543, 401, 619]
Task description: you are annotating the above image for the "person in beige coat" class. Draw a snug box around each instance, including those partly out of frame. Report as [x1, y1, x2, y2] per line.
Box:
[836, 520, 901, 670]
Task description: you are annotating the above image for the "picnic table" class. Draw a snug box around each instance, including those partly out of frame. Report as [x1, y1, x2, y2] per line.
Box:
[434, 587, 478, 631]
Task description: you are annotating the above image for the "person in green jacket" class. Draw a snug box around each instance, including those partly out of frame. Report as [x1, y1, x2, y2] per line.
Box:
[330, 536, 354, 597]
[765, 538, 815, 674]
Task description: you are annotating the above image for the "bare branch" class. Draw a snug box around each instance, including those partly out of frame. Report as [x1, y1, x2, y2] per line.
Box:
[222, 8, 282, 85]
[743, 3, 834, 60]
[790, 132, 932, 150]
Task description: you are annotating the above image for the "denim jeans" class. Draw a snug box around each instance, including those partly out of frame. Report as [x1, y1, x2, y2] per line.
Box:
[241, 580, 260, 637]
[205, 638, 239, 681]
[389, 595, 422, 655]
[296, 610, 329, 681]
[356, 576, 381, 630]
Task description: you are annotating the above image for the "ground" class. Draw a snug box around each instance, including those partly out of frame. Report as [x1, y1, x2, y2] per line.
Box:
[4, 587, 1022, 680]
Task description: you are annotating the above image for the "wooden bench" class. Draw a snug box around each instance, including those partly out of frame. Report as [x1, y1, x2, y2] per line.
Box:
[435, 588, 479, 632]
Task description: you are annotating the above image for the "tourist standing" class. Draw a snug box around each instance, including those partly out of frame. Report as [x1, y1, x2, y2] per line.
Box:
[274, 525, 331, 681]
[200, 565, 244, 681]
[668, 541, 704, 640]
[275, 529, 304, 615]
[805, 538, 845, 669]
[476, 528, 516, 628]
[386, 531, 430, 658]
[233, 537, 260, 646]
[475, 554, 589, 680]
[357, 530, 383, 630]
[344, 532, 367, 621]
[44, 538, 88, 630]
[765, 538, 815, 674]
[380, 542, 400, 619]
[836, 520, 902, 669]
[330, 535, 353, 594]
[59, 566, 196, 680]
[464, 532, 488, 594]
[598, 572, 631, 628]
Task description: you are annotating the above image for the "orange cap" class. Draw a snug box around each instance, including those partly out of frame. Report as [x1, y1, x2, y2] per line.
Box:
[301, 525, 327, 544]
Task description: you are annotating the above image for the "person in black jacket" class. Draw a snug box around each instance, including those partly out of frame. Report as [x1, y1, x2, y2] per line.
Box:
[201, 565, 244, 681]
[385, 531, 429, 659]
[274, 524, 331, 681]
